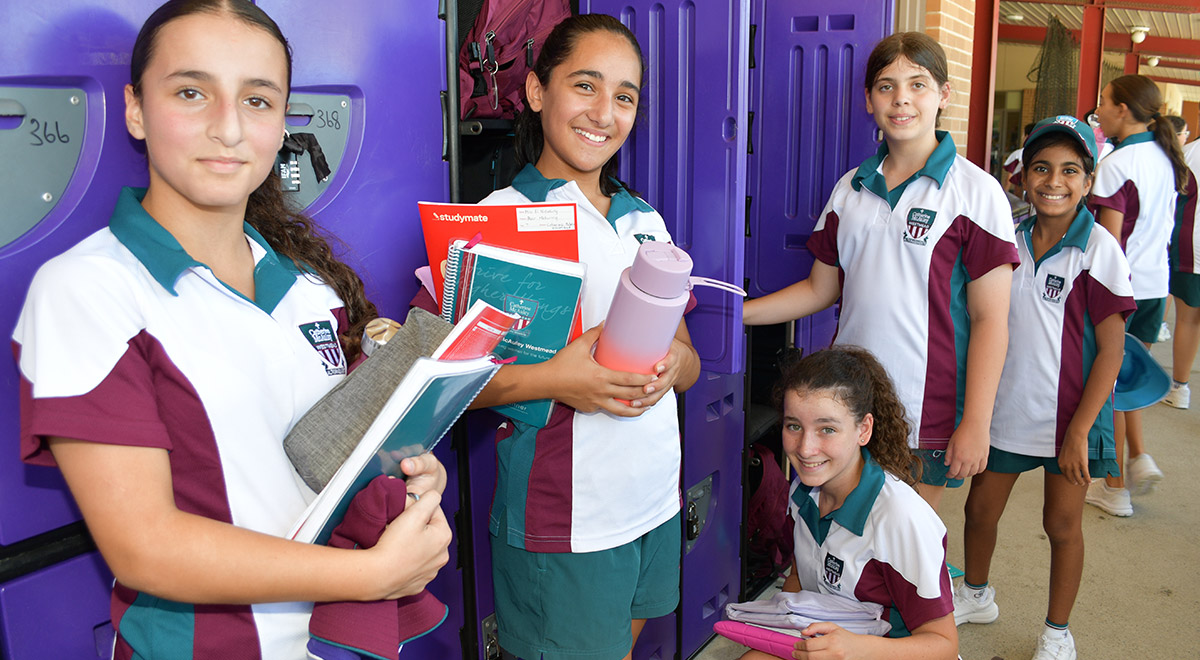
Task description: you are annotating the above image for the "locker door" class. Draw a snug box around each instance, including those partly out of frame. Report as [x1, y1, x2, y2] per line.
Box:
[581, 0, 749, 376]
[744, 0, 893, 350]
[259, 3, 458, 657]
[577, 3, 750, 659]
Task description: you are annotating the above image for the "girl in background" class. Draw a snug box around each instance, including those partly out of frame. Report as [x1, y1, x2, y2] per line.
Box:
[744, 32, 1018, 513]
[468, 14, 701, 660]
[738, 347, 957, 660]
[955, 116, 1133, 660]
[1086, 74, 1190, 516]
[1163, 115, 1199, 410]
[13, 2, 452, 657]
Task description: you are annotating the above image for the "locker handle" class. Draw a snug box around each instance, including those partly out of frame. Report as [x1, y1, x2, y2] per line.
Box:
[0, 98, 27, 118]
[286, 102, 315, 118]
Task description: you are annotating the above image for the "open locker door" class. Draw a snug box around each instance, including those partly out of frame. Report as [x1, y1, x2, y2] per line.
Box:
[578, 2, 749, 658]
[745, 0, 894, 352]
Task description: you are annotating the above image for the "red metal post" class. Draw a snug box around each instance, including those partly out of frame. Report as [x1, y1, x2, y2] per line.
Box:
[1077, 1, 1106, 116]
[968, 0, 999, 170]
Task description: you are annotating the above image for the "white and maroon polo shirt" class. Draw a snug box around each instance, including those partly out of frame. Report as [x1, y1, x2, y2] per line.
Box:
[1090, 132, 1177, 299]
[789, 450, 952, 637]
[15, 187, 349, 660]
[991, 208, 1135, 459]
[481, 165, 681, 553]
[808, 132, 1020, 449]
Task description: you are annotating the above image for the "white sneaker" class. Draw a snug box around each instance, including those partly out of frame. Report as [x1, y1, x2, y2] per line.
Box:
[1085, 480, 1133, 516]
[1158, 322, 1171, 342]
[1032, 628, 1076, 660]
[1163, 382, 1190, 409]
[1127, 454, 1164, 495]
[952, 582, 998, 626]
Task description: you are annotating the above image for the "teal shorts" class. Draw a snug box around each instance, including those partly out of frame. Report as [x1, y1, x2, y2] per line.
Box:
[1171, 270, 1200, 308]
[915, 448, 964, 488]
[1126, 297, 1167, 343]
[986, 446, 1121, 479]
[491, 511, 681, 660]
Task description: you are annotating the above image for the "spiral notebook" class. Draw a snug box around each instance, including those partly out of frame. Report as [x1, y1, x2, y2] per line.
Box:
[441, 239, 585, 427]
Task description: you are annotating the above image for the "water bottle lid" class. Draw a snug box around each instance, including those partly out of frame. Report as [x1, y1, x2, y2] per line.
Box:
[629, 242, 693, 298]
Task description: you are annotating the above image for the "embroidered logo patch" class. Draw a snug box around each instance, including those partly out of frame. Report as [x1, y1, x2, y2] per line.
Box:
[299, 321, 346, 376]
[903, 208, 937, 246]
[823, 553, 845, 590]
[634, 233, 658, 244]
[1043, 274, 1065, 303]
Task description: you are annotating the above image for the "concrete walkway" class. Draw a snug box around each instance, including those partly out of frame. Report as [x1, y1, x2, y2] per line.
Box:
[696, 320, 1200, 659]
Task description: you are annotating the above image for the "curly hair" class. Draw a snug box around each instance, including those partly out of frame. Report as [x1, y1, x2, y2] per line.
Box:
[773, 346, 921, 484]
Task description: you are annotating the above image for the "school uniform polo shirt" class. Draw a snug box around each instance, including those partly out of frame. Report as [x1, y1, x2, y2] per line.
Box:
[1171, 146, 1200, 274]
[481, 164, 681, 553]
[991, 209, 1135, 459]
[14, 187, 349, 660]
[808, 132, 1019, 449]
[1090, 132, 1177, 299]
[788, 450, 952, 637]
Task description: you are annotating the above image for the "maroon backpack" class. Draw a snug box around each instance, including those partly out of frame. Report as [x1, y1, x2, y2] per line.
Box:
[746, 442, 795, 579]
[458, 0, 571, 120]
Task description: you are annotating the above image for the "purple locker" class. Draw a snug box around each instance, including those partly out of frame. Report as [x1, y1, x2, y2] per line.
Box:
[581, 0, 749, 376]
[0, 553, 113, 659]
[678, 372, 744, 658]
[463, 410, 504, 659]
[0, 1, 156, 547]
[634, 612, 677, 660]
[744, 0, 893, 351]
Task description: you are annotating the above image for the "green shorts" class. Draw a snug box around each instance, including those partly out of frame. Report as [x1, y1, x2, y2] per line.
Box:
[1171, 270, 1200, 308]
[1126, 297, 1167, 343]
[915, 448, 964, 488]
[986, 446, 1121, 479]
[491, 512, 681, 660]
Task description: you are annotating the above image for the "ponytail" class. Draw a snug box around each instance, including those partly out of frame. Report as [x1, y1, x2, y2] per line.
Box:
[773, 346, 921, 484]
[1150, 113, 1190, 194]
[1108, 75, 1189, 194]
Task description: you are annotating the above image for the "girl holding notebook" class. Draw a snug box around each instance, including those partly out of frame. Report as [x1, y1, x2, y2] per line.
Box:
[12, 2, 451, 657]
[468, 14, 701, 660]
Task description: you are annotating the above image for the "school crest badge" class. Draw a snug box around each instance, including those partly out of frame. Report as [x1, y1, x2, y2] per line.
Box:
[823, 553, 845, 590]
[300, 321, 347, 376]
[903, 208, 937, 246]
[1043, 274, 1065, 303]
[634, 233, 658, 244]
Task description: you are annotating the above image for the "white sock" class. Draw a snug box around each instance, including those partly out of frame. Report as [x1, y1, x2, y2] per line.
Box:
[1043, 623, 1069, 639]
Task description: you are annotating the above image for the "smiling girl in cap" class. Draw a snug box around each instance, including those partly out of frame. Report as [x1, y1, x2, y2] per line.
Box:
[955, 115, 1135, 660]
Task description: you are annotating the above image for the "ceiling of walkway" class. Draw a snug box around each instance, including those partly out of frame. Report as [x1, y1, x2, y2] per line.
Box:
[997, 1, 1200, 93]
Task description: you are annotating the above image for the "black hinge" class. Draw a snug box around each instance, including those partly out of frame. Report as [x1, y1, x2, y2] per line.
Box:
[749, 24, 757, 69]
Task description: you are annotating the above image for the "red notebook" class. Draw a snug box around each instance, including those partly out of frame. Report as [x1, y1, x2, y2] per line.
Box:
[418, 201, 579, 303]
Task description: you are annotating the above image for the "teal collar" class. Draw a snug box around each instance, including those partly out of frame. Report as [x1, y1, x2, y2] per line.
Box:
[851, 131, 957, 208]
[1111, 131, 1154, 151]
[1017, 206, 1095, 270]
[108, 187, 298, 313]
[510, 163, 654, 225]
[791, 447, 886, 544]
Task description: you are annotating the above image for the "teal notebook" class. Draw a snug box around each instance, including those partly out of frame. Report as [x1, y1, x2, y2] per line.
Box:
[289, 355, 499, 545]
[441, 240, 586, 427]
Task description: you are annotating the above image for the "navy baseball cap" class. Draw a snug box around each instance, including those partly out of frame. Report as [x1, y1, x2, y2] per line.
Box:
[1024, 115, 1099, 162]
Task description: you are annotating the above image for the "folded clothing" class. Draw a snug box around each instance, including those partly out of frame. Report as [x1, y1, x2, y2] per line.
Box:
[724, 590, 892, 637]
[309, 476, 448, 660]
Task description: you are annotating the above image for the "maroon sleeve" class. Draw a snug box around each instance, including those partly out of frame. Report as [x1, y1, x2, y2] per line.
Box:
[806, 211, 842, 267]
[1088, 180, 1140, 249]
[1087, 273, 1137, 324]
[15, 334, 172, 467]
[856, 536, 953, 634]
[961, 216, 1020, 280]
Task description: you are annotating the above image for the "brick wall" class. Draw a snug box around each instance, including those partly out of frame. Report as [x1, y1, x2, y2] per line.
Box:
[924, 0, 975, 155]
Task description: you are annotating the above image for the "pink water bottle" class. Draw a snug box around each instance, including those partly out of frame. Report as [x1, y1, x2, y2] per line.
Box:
[594, 242, 746, 375]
